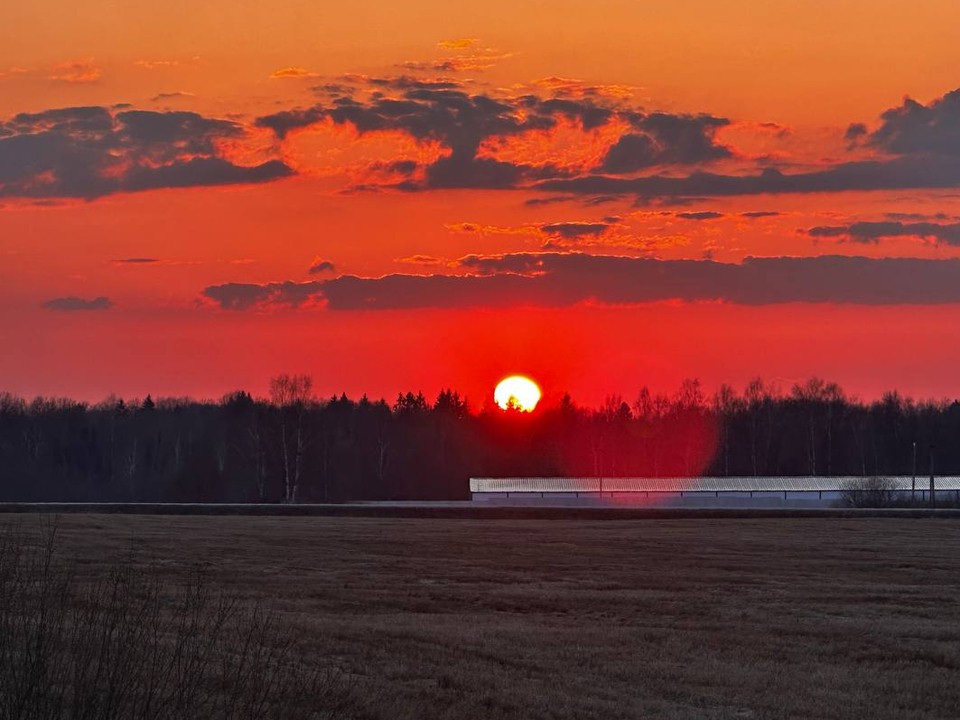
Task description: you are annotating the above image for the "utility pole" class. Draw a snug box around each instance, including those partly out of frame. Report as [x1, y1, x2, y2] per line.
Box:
[929, 443, 936, 510]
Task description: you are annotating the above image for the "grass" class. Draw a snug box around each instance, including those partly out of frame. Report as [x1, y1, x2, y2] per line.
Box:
[2, 515, 960, 719]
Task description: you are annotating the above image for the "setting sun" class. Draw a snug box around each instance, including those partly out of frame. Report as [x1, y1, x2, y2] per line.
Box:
[494, 375, 542, 412]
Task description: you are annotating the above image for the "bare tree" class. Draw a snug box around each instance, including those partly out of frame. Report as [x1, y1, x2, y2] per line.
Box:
[270, 374, 314, 503]
[745, 377, 778, 476]
[712, 383, 741, 476]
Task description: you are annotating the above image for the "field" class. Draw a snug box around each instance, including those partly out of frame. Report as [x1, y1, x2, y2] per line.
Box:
[3, 514, 960, 719]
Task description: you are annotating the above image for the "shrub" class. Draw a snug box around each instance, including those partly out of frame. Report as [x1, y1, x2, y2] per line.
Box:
[0, 521, 354, 720]
[838, 477, 900, 508]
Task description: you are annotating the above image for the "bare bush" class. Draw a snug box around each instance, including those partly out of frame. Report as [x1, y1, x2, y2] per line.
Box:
[838, 477, 900, 508]
[0, 522, 353, 720]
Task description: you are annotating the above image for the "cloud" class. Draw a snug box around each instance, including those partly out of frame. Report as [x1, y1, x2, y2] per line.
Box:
[741, 211, 781, 218]
[201, 281, 324, 310]
[884, 212, 952, 221]
[258, 89, 565, 189]
[437, 38, 480, 50]
[676, 211, 724, 221]
[307, 258, 335, 274]
[47, 59, 101, 84]
[135, 60, 180, 69]
[150, 91, 195, 101]
[0, 67, 28, 80]
[539, 86, 960, 200]
[844, 123, 868, 144]
[864, 89, 960, 156]
[270, 66, 319, 79]
[524, 195, 577, 206]
[540, 221, 612, 238]
[362, 75, 463, 91]
[257, 85, 735, 191]
[532, 76, 636, 100]
[597, 113, 732, 174]
[538, 155, 960, 199]
[398, 56, 506, 72]
[113, 257, 160, 264]
[43, 296, 113, 311]
[398, 254, 446, 266]
[202, 254, 960, 311]
[446, 219, 616, 242]
[806, 220, 960, 245]
[0, 106, 293, 199]
[382, 159, 418, 175]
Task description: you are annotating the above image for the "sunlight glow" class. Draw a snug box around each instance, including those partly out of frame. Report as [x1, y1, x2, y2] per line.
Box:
[494, 375, 542, 412]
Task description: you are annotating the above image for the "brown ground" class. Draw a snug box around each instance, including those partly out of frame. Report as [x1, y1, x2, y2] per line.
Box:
[7, 514, 960, 719]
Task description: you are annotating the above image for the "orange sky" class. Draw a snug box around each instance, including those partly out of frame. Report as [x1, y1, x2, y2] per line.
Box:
[4, 0, 960, 406]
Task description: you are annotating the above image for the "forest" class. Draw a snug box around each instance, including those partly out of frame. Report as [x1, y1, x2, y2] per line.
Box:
[0, 375, 957, 502]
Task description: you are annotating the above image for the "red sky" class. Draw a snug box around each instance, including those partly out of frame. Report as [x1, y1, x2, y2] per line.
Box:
[4, 0, 960, 407]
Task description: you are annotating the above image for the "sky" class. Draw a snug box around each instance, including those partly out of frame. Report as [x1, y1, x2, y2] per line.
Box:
[4, 0, 960, 406]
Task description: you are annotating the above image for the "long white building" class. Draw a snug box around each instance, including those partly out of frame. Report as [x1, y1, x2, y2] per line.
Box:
[469, 476, 960, 508]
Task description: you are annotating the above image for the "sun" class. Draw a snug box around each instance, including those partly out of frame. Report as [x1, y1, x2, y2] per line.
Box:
[494, 375, 542, 412]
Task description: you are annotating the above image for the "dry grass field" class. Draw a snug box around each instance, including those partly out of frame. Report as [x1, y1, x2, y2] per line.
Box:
[3, 514, 960, 719]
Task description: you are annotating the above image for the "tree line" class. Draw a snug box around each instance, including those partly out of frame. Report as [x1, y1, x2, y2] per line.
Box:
[0, 375, 958, 502]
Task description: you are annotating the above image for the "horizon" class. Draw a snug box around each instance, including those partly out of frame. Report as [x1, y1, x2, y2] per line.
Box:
[3, 374, 957, 411]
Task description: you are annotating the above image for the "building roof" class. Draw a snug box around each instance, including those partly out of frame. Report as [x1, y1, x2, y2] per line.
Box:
[469, 476, 960, 493]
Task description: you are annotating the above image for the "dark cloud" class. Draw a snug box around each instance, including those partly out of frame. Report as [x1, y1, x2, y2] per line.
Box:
[844, 123, 868, 142]
[43, 296, 113, 311]
[258, 88, 562, 189]
[598, 113, 732, 174]
[0, 106, 293, 199]
[539, 155, 960, 199]
[127, 157, 290, 192]
[806, 221, 960, 245]
[366, 76, 463, 91]
[523, 195, 579, 206]
[381, 159, 418, 175]
[865, 89, 960, 156]
[201, 281, 323, 310]
[150, 91, 195, 102]
[884, 212, 952, 221]
[312, 83, 353, 96]
[257, 87, 734, 190]
[308, 258, 335, 274]
[585, 195, 625, 206]
[540, 222, 611, 238]
[541, 87, 960, 200]
[741, 211, 781, 218]
[114, 257, 159, 264]
[202, 254, 960, 311]
[676, 211, 724, 220]
[530, 98, 613, 131]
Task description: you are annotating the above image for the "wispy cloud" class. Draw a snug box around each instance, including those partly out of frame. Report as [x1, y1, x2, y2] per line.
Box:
[47, 59, 101, 84]
[0, 66, 28, 80]
[43, 296, 113, 311]
[270, 66, 319, 79]
[437, 38, 480, 50]
[150, 91, 195, 102]
[135, 59, 180, 69]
